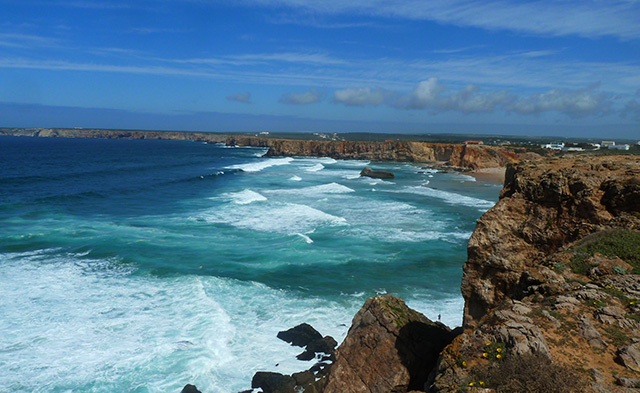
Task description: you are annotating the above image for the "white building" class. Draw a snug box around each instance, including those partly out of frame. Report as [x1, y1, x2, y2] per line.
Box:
[602, 141, 616, 148]
[611, 144, 630, 150]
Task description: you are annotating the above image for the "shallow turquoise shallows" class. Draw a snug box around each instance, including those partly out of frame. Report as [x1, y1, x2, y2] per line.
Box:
[0, 136, 501, 393]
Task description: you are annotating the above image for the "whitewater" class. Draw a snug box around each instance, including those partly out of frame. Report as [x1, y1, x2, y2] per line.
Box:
[0, 136, 501, 393]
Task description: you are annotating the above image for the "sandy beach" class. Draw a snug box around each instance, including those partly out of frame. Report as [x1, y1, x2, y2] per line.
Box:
[470, 167, 506, 184]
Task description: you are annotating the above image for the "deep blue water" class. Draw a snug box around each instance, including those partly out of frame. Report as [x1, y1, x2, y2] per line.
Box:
[0, 136, 501, 393]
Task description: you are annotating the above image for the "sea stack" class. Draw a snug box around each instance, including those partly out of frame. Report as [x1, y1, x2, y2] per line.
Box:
[360, 167, 395, 179]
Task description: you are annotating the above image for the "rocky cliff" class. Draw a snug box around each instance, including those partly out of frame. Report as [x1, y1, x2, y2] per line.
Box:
[258, 139, 519, 170]
[435, 155, 640, 392]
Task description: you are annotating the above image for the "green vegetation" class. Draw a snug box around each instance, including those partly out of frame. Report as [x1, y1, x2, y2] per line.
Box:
[570, 229, 640, 274]
[470, 352, 584, 393]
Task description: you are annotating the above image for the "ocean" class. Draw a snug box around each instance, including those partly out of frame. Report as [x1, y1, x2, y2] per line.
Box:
[0, 136, 501, 393]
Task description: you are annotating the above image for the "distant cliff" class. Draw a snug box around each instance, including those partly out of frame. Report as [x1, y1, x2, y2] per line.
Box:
[227, 135, 520, 170]
[2, 129, 522, 170]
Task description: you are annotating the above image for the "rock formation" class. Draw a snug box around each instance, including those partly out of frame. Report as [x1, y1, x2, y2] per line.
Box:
[360, 167, 395, 179]
[323, 295, 457, 393]
[433, 155, 640, 392]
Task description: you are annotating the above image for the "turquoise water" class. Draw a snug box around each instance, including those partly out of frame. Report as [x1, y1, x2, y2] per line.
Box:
[0, 136, 501, 393]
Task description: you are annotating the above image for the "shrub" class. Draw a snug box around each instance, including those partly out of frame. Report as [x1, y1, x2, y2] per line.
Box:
[471, 352, 585, 393]
[570, 229, 640, 274]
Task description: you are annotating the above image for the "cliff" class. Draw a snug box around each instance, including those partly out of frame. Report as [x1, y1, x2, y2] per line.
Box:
[257, 139, 520, 170]
[435, 155, 640, 392]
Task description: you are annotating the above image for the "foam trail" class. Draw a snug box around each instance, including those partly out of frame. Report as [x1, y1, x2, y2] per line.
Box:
[289, 175, 302, 181]
[296, 233, 314, 244]
[227, 157, 293, 172]
[305, 163, 324, 172]
[224, 189, 267, 205]
[270, 182, 355, 196]
[395, 186, 495, 210]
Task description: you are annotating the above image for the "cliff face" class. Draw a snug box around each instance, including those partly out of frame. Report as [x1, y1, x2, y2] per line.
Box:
[462, 156, 640, 327]
[258, 139, 519, 170]
[431, 155, 640, 392]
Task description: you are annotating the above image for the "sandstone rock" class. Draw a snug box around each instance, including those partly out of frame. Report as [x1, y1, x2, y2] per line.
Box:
[180, 385, 202, 393]
[587, 253, 633, 277]
[251, 372, 296, 393]
[578, 315, 606, 349]
[360, 167, 395, 179]
[461, 156, 640, 328]
[494, 320, 550, 357]
[616, 343, 640, 372]
[323, 295, 456, 393]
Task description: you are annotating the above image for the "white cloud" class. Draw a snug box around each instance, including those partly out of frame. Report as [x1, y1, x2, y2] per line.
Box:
[333, 87, 389, 106]
[279, 88, 323, 105]
[508, 84, 612, 117]
[337, 79, 612, 117]
[226, 92, 252, 104]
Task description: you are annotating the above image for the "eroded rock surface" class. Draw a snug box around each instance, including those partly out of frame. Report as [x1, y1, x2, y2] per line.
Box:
[323, 295, 458, 393]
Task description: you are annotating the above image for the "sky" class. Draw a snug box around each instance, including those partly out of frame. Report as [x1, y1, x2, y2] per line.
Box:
[1, 0, 640, 138]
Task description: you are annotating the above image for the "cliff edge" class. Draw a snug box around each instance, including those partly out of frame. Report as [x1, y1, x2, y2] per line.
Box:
[433, 155, 640, 392]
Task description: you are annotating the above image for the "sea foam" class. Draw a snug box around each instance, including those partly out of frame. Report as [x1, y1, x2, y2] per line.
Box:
[224, 189, 267, 205]
[227, 157, 294, 172]
[0, 250, 361, 393]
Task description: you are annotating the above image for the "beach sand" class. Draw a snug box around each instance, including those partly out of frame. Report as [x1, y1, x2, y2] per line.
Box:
[470, 167, 506, 184]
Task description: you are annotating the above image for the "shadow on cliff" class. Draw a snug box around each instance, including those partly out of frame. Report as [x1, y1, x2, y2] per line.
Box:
[396, 322, 462, 391]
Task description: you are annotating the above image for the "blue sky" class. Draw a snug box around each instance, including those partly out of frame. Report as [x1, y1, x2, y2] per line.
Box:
[1, 0, 640, 138]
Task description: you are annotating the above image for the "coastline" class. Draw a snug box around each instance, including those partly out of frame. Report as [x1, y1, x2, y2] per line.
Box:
[469, 167, 506, 184]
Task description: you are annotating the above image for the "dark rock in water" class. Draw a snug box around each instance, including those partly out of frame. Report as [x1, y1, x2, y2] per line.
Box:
[277, 323, 323, 347]
[252, 371, 296, 393]
[296, 336, 338, 360]
[181, 384, 202, 393]
[360, 167, 395, 179]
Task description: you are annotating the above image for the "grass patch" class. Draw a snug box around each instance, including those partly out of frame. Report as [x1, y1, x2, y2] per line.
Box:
[603, 326, 630, 346]
[471, 352, 584, 393]
[569, 229, 640, 274]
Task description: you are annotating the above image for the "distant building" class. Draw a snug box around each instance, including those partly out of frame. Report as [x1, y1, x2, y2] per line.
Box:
[541, 142, 565, 150]
[611, 144, 630, 150]
[601, 141, 616, 148]
[464, 140, 484, 145]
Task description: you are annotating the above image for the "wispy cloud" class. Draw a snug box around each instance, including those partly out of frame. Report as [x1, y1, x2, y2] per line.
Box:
[234, 0, 640, 40]
[279, 88, 323, 105]
[0, 33, 60, 49]
[226, 92, 252, 104]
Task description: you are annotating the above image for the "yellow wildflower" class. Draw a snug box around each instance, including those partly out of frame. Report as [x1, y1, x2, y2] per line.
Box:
[482, 352, 488, 358]
[462, 361, 467, 367]
[496, 354, 502, 359]
[469, 382, 475, 387]
[496, 347, 502, 353]
[631, 302, 635, 305]
[486, 342, 491, 346]
[480, 381, 485, 386]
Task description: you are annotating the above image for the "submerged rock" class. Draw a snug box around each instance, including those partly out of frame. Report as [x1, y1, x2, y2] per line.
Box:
[360, 167, 395, 179]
